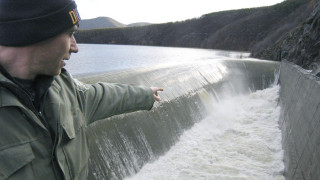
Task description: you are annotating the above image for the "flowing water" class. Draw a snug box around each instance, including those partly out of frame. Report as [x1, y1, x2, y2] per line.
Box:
[70, 44, 284, 180]
[125, 85, 284, 180]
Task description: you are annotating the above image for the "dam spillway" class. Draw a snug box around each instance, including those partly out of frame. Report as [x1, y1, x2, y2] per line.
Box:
[77, 59, 281, 179]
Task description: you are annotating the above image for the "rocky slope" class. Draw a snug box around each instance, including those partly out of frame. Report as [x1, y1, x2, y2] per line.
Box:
[253, 0, 320, 69]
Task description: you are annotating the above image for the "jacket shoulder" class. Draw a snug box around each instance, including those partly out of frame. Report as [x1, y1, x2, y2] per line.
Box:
[53, 69, 76, 90]
[57, 69, 90, 93]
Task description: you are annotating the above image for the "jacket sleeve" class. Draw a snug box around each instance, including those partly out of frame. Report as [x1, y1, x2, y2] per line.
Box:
[74, 80, 155, 125]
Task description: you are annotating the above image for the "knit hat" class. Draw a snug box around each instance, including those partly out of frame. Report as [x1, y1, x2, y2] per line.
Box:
[0, 0, 81, 46]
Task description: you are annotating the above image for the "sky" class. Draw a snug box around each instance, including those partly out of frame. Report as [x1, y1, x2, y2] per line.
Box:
[76, 0, 285, 24]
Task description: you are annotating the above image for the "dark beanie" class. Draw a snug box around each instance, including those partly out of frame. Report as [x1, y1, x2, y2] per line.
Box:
[0, 0, 81, 46]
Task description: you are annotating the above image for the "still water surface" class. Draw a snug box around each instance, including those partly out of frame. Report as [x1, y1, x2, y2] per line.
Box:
[66, 44, 250, 75]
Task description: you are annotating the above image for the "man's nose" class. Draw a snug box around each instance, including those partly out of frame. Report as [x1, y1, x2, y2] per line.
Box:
[70, 35, 78, 53]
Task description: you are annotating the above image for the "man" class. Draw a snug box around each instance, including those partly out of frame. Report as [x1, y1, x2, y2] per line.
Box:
[0, 0, 162, 179]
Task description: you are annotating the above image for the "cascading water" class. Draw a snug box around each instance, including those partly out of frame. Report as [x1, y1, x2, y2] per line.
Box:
[78, 58, 282, 180]
[125, 85, 284, 180]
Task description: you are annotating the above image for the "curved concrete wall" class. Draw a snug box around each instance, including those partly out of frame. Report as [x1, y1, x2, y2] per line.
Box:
[77, 59, 279, 180]
[279, 60, 320, 179]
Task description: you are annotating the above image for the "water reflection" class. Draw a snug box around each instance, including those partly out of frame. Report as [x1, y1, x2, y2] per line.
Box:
[67, 44, 250, 76]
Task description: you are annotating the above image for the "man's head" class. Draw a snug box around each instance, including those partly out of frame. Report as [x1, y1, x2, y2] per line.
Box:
[0, 0, 81, 47]
[0, 0, 81, 79]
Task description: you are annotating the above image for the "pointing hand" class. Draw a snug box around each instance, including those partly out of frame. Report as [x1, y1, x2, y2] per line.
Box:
[150, 87, 164, 102]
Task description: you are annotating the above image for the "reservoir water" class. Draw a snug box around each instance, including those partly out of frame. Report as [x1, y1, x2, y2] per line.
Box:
[68, 44, 284, 179]
[66, 44, 250, 76]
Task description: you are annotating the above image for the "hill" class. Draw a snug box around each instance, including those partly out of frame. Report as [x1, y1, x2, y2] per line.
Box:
[79, 17, 152, 30]
[75, 0, 312, 53]
[79, 17, 126, 30]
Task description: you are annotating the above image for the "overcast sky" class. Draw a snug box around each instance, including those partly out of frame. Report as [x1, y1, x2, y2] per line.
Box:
[76, 0, 285, 24]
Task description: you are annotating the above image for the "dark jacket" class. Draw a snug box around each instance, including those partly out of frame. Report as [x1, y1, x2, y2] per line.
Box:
[0, 69, 154, 180]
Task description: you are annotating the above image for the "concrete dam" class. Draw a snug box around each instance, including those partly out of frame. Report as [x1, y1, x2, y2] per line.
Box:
[279, 61, 320, 179]
[77, 59, 317, 179]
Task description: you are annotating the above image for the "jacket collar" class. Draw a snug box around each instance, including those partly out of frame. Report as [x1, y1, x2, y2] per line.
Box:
[0, 64, 54, 131]
[0, 74, 48, 131]
[0, 64, 27, 107]
[0, 64, 19, 86]
[0, 63, 54, 107]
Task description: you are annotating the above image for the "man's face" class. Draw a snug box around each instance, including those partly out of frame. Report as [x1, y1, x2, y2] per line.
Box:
[32, 25, 79, 76]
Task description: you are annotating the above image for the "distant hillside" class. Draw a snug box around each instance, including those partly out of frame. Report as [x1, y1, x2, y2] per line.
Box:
[127, 22, 152, 27]
[79, 17, 126, 30]
[75, 0, 312, 53]
[79, 17, 152, 30]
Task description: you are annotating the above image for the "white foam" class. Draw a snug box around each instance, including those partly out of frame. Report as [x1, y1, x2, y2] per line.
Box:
[126, 85, 284, 180]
